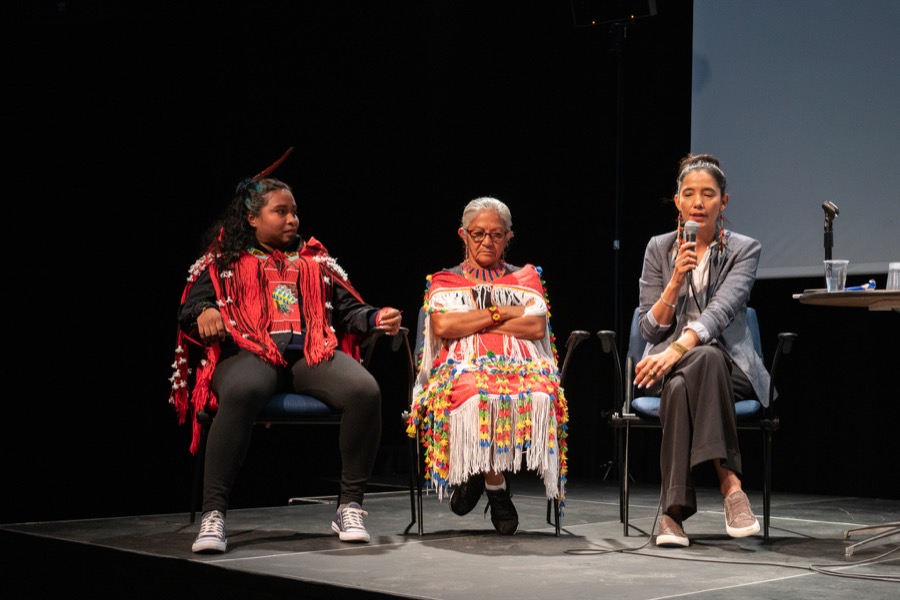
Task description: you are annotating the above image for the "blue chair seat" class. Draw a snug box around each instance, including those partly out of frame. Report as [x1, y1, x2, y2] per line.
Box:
[258, 393, 336, 419]
[631, 396, 762, 420]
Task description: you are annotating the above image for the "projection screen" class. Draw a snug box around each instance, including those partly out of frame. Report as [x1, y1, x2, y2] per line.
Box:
[691, 0, 899, 279]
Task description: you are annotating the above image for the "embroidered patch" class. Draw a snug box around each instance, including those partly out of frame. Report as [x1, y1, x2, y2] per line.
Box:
[272, 284, 298, 314]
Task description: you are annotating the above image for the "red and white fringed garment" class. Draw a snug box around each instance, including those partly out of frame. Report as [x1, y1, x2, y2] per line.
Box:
[168, 237, 364, 453]
[406, 264, 569, 507]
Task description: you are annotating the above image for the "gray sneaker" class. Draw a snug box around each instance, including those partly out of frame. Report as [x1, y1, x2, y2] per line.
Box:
[656, 513, 689, 547]
[192, 510, 227, 553]
[724, 490, 761, 538]
[331, 502, 370, 542]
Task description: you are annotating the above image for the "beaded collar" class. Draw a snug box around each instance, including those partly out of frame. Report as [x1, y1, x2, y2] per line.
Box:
[248, 246, 299, 260]
[460, 261, 508, 282]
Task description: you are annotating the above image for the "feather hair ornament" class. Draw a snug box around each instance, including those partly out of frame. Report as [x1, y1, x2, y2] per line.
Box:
[235, 146, 295, 198]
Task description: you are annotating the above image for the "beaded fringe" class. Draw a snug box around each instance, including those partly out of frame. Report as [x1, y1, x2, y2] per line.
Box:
[441, 392, 560, 502]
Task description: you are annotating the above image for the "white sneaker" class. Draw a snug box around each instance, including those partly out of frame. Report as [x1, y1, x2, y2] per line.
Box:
[192, 510, 227, 553]
[331, 502, 370, 542]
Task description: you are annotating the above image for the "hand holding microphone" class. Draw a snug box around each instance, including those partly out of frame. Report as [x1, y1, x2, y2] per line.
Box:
[682, 220, 699, 286]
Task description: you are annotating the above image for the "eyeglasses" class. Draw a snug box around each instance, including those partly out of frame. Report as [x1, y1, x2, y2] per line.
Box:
[466, 229, 508, 243]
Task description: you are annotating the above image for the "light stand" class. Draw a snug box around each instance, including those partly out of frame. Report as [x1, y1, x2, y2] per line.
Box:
[570, 0, 657, 354]
[570, 0, 658, 482]
[611, 20, 627, 350]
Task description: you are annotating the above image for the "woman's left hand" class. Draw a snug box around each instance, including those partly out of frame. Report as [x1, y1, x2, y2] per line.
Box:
[634, 347, 680, 389]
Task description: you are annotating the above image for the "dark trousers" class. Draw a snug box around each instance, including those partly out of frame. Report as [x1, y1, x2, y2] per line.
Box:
[203, 348, 382, 514]
[657, 344, 753, 520]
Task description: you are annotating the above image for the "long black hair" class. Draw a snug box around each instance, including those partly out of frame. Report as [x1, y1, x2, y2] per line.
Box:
[201, 178, 293, 270]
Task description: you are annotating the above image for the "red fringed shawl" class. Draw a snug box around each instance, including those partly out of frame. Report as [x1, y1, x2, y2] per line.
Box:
[168, 237, 365, 453]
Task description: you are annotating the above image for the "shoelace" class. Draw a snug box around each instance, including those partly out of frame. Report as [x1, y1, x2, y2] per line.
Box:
[199, 511, 225, 537]
[340, 505, 368, 530]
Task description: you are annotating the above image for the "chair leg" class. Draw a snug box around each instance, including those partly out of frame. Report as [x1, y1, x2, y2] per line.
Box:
[415, 438, 423, 535]
[763, 428, 772, 541]
[622, 423, 631, 536]
[545, 484, 562, 536]
[404, 429, 424, 535]
[554, 498, 561, 537]
[616, 424, 624, 524]
[546, 469, 563, 536]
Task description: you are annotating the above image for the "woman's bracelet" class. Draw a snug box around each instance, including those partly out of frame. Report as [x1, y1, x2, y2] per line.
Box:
[659, 295, 676, 310]
[669, 341, 689, 356]
[488, 305, 503, 326]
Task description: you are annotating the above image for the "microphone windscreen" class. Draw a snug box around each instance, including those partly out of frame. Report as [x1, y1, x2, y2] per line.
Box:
[684, 219, 699, 243]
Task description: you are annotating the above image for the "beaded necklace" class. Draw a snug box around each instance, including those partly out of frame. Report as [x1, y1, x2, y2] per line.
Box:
[460, 260, 507, 282]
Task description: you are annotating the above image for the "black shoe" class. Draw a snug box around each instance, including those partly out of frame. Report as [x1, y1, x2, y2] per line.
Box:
[485, 482, 519, 535]
[450, 474, 486, 516]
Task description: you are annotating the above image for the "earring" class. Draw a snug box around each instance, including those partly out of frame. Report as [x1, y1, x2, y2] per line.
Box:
[716, 212, 727, 254]
[676, 214, 686, 242]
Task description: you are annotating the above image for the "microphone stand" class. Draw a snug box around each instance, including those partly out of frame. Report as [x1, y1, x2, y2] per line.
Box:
[823, 205, 838, 261]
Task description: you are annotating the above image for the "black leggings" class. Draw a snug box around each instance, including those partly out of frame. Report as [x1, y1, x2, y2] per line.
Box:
[203, 348, 382, 514]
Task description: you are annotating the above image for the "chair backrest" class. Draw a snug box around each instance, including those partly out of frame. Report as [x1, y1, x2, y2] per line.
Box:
[414, 305, 427, 374]
[627, 306, 763, 365]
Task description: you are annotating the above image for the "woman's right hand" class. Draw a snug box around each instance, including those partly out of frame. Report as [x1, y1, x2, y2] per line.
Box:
[673, 239, 697, 283]
[196, 307, 227, 344]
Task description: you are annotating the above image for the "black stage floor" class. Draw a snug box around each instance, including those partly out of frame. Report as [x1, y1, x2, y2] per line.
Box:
[2, 478, 898, 599]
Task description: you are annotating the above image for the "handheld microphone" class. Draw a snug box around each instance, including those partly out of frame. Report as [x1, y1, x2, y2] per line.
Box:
[822, 201, 839, 221]
[683, 220, 699, 287]
[683, 219, 699, 243]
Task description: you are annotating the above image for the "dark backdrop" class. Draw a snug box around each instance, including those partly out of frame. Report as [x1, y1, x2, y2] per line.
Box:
[3, 1, 896, 524]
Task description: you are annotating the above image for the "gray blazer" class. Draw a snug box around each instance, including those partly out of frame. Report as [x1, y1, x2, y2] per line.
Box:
[637, 229, 772, 406]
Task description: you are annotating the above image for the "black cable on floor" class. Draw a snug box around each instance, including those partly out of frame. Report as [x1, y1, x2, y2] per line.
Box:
[563, 492, 900, 583]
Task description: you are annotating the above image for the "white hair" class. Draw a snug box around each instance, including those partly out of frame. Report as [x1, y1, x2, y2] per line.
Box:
[460, 196, 513, 230]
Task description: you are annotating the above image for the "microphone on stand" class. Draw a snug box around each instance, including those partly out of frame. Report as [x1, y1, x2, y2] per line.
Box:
[822, 201, 839, 261]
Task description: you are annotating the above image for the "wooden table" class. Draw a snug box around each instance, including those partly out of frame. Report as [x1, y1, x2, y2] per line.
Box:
[793, 289, 900, 312]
